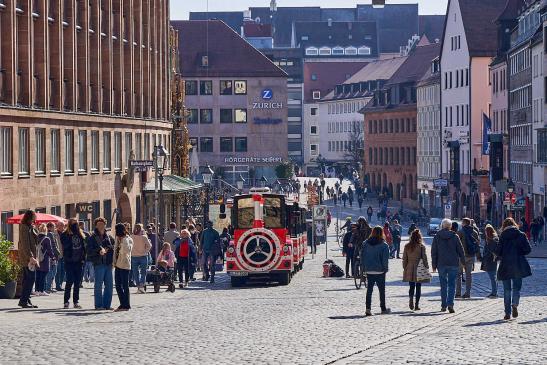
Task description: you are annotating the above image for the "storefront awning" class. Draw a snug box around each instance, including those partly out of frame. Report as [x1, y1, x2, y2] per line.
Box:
[143, 175, 202, 194]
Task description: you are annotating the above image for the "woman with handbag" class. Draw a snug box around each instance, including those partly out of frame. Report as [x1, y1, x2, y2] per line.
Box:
[113, 223, 134, 311]
[481, 224, 499, 298]
[402, 229, 431, 311]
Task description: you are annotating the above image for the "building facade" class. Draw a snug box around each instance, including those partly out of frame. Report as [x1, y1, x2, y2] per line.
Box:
[0, 0, 172, 243]
[532, 29, 545, 216]
[417, 57, 442, 217]
[174, 20, 288, 184]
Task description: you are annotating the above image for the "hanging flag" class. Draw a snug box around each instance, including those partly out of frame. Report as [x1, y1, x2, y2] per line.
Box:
[482, 113, 492, 155]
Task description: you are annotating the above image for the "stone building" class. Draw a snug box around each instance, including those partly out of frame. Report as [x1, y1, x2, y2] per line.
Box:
[0, 0, 172, 243]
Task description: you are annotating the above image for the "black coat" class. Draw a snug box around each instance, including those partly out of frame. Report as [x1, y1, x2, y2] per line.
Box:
[495, 226, 532, 281]
[480, 237, 498, 272]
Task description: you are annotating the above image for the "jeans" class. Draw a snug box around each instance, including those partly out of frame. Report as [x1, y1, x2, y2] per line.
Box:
[131, 256, 148, 288]
[83, 261, 95, 282]
[45, 262, 57, 291]
[503, 278, 522, 315]
[456, 256, 475, 296]
[393, 241, 401, 258]
[487, 270, 498, 296]
[64, 262, 83, 304]
[345, 251, 355, 277]
[203, 252, 218, 281]
[409, 282, 422, 305]
[94, 264, 113, 309]
[115, 268, 131, 309]
[177, 257, 190, 283]
[366, 273, 387, 311]
[35, 270, 48, 292]
[19, 267, 36, 305]
[438, 266, 459, 308]
[55, 258, 65, 290]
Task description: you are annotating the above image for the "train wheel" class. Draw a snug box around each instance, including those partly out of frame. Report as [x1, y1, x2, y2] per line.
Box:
[168, 283, 176, 293]
[231, 277, 246, 287]
[278, 272, 291, 286]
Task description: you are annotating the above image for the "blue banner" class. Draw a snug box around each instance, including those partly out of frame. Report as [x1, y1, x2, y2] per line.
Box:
[482, 113, 492, 155]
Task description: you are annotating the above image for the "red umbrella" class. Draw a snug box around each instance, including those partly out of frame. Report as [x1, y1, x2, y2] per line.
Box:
[7, 213, 66, 225]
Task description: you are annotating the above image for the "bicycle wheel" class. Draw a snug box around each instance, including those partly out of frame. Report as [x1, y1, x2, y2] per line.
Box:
[354, 261, 362, 289]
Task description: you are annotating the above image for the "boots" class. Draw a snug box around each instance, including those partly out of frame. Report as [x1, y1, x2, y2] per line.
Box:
[409, 297, 414, 310]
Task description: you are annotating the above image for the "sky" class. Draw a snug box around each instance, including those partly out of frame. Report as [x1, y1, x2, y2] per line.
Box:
[170, 0, 449, 20]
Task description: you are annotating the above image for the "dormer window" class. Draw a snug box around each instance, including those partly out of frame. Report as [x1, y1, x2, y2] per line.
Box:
[312, 90, 321, 100]
[305, 47, 318, 56]
[332, 46, 344, 55]
[201, 55, 209, 67]
[345, 46, 357, 55]
[319, 47, 332, 56]
[358, 46, 371, 55]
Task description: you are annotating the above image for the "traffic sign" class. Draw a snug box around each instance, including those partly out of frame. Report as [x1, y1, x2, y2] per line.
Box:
[130, 160, 154, 167]
[433, 179, 448, 188]
[444, 203, 452, 219]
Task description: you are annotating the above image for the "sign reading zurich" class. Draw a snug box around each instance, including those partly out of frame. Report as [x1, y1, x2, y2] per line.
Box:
[261, 89, 273, 100]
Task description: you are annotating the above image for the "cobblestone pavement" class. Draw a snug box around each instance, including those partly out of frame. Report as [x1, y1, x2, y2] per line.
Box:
[1, 202, 547, 364]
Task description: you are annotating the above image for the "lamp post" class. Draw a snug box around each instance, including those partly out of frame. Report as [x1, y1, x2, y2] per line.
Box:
[152, 144, 169, 258]
[202, 165, 214, 223]
[237, 174, 245, 194]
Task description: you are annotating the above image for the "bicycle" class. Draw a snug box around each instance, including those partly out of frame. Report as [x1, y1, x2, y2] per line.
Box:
[353, 254, 367, 290]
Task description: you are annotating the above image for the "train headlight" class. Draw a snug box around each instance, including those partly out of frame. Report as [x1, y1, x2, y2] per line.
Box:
[228, 247, 235, 254]
[283, 246, 290, 253]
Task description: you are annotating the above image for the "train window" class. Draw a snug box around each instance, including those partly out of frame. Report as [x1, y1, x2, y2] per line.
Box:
[236, 198, 255, 229]
[263, 197, 282, 228]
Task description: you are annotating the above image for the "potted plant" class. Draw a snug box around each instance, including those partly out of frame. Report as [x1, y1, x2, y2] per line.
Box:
[0, 236, 20, 299]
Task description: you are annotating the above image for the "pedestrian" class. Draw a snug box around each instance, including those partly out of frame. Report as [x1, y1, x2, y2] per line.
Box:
[333, 192, 337, 206]
[219, 227, 231, 259]
[408, 222, 417, 235]
[131, 223, 152, 294]
[60, 218, 86, 309]
[200, 221, 221, 283]
[342, 192, 348, 207]
[343, 223, 358, 278]
[54, 221, 65, 291]
[351, 217, 371, 258]
[391, 220, 402, 259]
[530, 218, 540, 247]
[35, 223, 55, 296]
[496, 218, 532, 320]
[326, 210, 332, 228]
[195, 223, 204, 273]
[113, 223, 133, 311]
[146, 224, 158, 263]
[481, 224, 499, 298]
[86, 217, 115, 310]
[17, 210, 39, 308]
[403, 229, 430, 311]
[519, 217, 529, 238]
[367, 206, 373, 223]
[188, 224, 199, 280]
[456, 218, 481, 299]
[538, 216, 545, 244]
[45, 222, 61, 293]
[157, 242, 176, 271]
[174, 229, 194, 288]
[164, 222, 180, 251]
[431, 219, 465, 313]
[361, 226, 391, 316]
[358, 196, 364, 210]
[348, 187, 354, 207]
[383, 222, 394, 258]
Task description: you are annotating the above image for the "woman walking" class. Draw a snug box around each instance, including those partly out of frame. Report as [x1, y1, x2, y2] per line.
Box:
[131, 224, 152, 294]
[383, 222, 394, 259]
[114, 223, 133, 311]
[17, 210, 39, 308]
[403, 229, 430, 311]
[496, 218, 532, 320]
[361, 226, 391, 316]
[481, 224, 499, 298]
[61, 218, 86, 309]
[35, 224, 55, 296]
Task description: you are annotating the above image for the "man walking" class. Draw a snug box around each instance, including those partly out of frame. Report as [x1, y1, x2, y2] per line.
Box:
[456, 218, 481, 298]
[391, 220, 402, 259]
[200, 222, 221, 283]
[432, 219, 465, 313]
[45, 222, 61, 293]
[164, 222, 180, 251]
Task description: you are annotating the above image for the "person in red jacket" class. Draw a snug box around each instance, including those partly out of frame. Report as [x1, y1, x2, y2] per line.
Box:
[174, 229, 194, 288]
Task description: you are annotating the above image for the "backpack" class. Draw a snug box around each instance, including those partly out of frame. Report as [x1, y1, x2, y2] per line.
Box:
[37, 236, 46, 263]
[462, 228, 479, 255]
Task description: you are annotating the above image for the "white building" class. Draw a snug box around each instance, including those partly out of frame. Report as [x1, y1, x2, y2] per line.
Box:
[417, 57, 442, 216]
[440, 0, 505, 220]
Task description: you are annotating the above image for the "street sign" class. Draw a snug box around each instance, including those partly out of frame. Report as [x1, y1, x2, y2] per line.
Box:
[433, 179, 448, 188]
[313, 205, 328, 220]
[444, 203, 452, 219]
[130, 160, 154, 167]
[76, 203, 94, 214]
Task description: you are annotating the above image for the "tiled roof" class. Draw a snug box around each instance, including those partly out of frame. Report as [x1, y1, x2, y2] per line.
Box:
[303, 61, 368, 103]
[385, 42, 441, 86]
[172, 20, 287, 78]
[458, 0, 508, 57]
[243, 22, 272, 38]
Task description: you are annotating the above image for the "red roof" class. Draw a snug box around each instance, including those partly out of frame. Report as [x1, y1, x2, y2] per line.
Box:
[172, 20, 286, 78]
[303, 61, 369, 103]
[243, 22, 273, 37]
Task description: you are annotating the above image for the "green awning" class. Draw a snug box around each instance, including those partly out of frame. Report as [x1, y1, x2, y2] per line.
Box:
[143, 175, 202, 194]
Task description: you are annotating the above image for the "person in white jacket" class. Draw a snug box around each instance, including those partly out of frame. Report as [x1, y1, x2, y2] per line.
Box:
[131, 224, 152, 294]
[114, 223, 133, 312]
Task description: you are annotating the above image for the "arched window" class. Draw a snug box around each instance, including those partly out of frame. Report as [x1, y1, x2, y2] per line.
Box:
[305, 47, 318, 56]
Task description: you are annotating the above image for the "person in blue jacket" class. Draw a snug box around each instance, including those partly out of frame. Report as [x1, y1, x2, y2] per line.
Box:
[361, 226, 391, 316]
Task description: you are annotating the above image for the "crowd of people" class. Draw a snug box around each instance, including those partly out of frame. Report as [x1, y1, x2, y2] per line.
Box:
[341, 214, 532, 320]
[15, 209, 229, 311]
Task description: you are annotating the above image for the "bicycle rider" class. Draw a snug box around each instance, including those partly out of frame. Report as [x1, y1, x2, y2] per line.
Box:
[351, 217, 372, 269]
[343, 223, 358, 278]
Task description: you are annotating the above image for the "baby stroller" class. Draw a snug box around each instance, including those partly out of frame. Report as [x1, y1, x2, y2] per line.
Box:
[147, 265, 176, 293]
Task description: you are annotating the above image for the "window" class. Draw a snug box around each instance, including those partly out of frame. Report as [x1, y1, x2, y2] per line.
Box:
[64, 130, 74, 173]
[220, 80, 233, 95]
[185, 80, 197, 95]
[103, 200, 112, 227]
[538, 130, 547, 163]
[91, 131, 99, 171]
[78, 131, 87, 172]
[235, 109, 247, 123]
[311, 107, 317, 116]
[199, 109, 213, 124]
[319, 47, 331, 55]
[187, 109, 198, 124]
[358, 46, 371, 55]
[311, 74, 317, 81]
[199, 80, 212, 95]
[220, 109, 233, 123]
[220, 137, 233, 152]
[310, 144, 318, 156]
[0, 128, 12, 176]
[1, 211, 14, 242]
[50, 129, 60, 173]
[332, 46, 344, 55]
[144, 133, 150, 159]
[345, 46, 357, 55]
[235, 137, 247, 152]
[305, 47, 318, 56]
[32, 128, 46, 175]
[114, 132, 122, 171]
[200, 137, 213, 152]
[135, 133, 142, 160]
[310, 126, 318, 135]
[18, 128, 29, 175]
[103, 132, 111, 171]
[312, 91, 321, 100]
[234, 80, 247, 95]
[125, 132, 132, 166]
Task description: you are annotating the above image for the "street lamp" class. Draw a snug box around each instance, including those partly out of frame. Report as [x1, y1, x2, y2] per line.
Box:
[152, 144, 169, 259]
[236, 174, 245, 193]
[202, 165, 214, 223]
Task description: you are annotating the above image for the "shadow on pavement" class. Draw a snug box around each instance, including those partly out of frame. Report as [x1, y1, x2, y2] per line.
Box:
[462, 319, 506, 327]
[519, 318, 547, 325]
[399, 311, 445, 317]
[328, 315, 367, 320]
